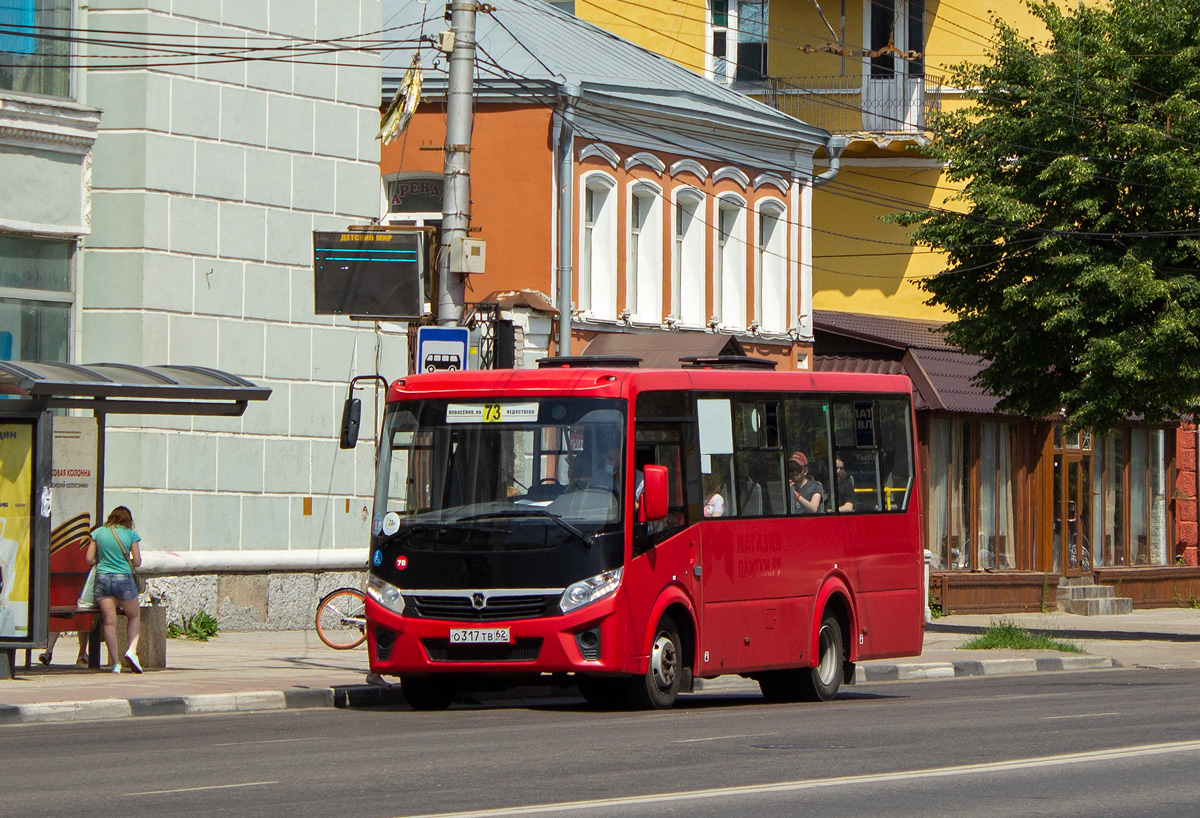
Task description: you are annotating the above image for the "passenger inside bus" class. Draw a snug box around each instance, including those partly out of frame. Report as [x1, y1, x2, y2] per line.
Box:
[835, 457, 855, 512]
[787, 451, 825, 514]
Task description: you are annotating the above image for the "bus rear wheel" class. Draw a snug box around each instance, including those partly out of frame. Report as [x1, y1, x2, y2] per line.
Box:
[401, 675, 456, 711]
[758, 614, 844, 703]
[624, 616, 683, 710]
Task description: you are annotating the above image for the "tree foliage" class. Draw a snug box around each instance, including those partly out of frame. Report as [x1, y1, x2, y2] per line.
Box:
[896, 0, 1200, 432]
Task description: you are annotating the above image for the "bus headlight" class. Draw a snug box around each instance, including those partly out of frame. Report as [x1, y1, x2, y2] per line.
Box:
[366, 573, 405, 615]
[559, 568, 622, 614]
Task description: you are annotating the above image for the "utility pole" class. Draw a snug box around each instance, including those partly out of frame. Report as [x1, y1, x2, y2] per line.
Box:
[436, 0, 478, 326]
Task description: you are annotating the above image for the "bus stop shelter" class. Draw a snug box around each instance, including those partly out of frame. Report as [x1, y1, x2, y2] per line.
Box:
[0, 362, 271, 677]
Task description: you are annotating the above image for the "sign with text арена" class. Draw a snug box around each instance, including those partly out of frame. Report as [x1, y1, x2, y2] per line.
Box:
[313, 230, 424, 319]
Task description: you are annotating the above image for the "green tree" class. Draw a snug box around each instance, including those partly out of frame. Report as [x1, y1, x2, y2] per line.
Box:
[896, 0, 1200, 432]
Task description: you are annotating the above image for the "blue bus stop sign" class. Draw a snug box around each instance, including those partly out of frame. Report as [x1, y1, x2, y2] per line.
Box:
[416, 327, 470, 373]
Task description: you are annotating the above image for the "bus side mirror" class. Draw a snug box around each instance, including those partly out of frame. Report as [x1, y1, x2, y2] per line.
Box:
[641, 464, 669, 521]
[339, 397, 361, 449]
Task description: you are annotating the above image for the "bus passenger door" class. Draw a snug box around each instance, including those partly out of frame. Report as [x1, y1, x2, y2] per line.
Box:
[624, 420, 696, 670]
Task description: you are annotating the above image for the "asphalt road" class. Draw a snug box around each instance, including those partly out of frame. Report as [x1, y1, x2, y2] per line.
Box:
[4, 668, 1200, 818]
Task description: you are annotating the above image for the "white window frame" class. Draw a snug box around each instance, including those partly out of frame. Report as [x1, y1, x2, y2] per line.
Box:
[672, 187, 706, 328]
[714, 194, 746, 329]
[755, 199, 787, 334]
[627, 181, 663, 324]
[580, 172, 617, 320]
[707, 0, 769, 84]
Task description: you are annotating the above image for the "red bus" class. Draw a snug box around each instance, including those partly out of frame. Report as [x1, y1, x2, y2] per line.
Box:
[354, 358, 924, 710]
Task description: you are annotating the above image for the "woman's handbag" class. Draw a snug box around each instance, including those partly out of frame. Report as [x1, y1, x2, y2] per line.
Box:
[110, 526, 147, 594]
[76, 567, 98, 610]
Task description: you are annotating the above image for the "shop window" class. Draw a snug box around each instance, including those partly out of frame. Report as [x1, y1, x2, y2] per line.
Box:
[927, 418, 972, 569]
[978, 423, 1016, 569]
[0, 235, 72, 362]
[0, 0, 71, 98]
[1076, 428, 1170, 567]
[580, 174, 617, 319]
[672, 190, 705, 327]
[627, 184, 662, 323]
[757, 202, 786, 333]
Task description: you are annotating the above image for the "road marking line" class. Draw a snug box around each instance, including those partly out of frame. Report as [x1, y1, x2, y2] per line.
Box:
[674, 733, 775, 744]
[213, 738, 309, 747]
[131, 781, 279, 796]
[1039, 712, 1121, 721]
[393, 739, 1200, 818]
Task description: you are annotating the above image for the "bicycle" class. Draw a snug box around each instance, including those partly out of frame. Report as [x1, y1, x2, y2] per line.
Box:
[315, 586, 367, 649]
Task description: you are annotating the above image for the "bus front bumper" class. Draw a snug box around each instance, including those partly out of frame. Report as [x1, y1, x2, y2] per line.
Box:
[365, 595, 632, 677]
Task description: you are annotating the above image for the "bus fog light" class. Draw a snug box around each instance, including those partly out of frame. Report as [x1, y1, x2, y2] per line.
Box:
[366, 573, 405, 615]
[559, 568, 622, 614]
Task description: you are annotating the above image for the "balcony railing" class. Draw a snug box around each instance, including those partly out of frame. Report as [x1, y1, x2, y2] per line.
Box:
[763, 74, 943, 137]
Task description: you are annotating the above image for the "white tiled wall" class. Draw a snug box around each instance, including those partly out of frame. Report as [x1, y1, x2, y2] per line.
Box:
[82, 0, 398, 557]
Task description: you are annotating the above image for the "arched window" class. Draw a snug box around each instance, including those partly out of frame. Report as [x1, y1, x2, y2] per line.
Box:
[580, 173, 617, 319]
[672, 189, 705, 327]
[628, 183, 663, 323]
[757, 201, 787, 333]
[715, 195, 746, 329]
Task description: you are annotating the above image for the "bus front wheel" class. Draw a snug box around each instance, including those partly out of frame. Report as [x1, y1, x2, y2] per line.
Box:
[401, 675, 456, 710]
[625, 616, 683, 710]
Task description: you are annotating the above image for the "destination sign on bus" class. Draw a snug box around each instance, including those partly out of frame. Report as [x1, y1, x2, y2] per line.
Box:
[446, 403, 539, 424]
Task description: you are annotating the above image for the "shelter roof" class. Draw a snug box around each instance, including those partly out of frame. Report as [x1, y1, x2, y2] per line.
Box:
[0, 362, 271, 416]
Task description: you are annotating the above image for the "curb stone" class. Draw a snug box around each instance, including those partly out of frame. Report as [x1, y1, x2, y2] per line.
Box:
[0, 658, 1125, 725]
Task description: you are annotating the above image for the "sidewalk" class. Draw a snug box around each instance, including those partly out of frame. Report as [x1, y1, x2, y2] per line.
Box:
[3, 608, 1197, 725]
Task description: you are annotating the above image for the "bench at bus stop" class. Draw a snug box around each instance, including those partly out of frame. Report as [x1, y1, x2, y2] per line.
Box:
[24, 551, 166, 671]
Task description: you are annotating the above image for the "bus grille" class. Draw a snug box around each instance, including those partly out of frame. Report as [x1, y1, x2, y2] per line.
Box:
[406, 594, 558, 622]
[422, 638, 543, 663]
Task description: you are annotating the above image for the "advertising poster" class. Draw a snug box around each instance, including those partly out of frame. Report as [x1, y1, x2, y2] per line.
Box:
[50, 417, 97, 612]
[0, 422, 33, 638]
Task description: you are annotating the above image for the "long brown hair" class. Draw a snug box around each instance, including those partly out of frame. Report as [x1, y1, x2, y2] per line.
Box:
[104, 506, 134, 529]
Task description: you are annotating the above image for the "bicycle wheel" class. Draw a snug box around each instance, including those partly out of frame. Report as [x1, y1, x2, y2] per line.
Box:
[315, 588, 367, 649]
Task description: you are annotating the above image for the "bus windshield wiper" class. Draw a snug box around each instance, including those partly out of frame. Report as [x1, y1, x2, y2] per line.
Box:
[459, 509, 593, 547]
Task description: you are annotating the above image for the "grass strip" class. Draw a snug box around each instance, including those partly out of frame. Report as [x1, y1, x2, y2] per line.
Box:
[961, 617, 1083, 653]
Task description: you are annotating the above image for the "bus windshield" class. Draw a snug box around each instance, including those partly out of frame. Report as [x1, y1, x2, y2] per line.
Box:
[374, 397, 628, 551]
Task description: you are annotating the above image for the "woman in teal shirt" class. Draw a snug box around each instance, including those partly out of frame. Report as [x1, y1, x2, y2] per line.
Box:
[86, 506, 143, 673]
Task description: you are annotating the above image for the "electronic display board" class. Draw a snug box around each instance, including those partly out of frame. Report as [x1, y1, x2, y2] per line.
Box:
[313, 230, 424, 318]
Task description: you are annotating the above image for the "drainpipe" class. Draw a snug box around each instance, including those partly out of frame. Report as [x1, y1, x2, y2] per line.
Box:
[812, 135, 849, 188]
[554, 86, 579, 356]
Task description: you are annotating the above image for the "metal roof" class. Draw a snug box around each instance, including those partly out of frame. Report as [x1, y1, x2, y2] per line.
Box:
[381, 0, 830, 158]
[0, 362, 272, 416]
[812, 311, 1003, 415]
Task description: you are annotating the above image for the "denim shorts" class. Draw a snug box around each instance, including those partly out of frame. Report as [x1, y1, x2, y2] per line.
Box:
[95, 572, 139, 602]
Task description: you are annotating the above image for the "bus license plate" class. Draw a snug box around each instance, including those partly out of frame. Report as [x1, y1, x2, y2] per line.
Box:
[449, 628, 511, 644]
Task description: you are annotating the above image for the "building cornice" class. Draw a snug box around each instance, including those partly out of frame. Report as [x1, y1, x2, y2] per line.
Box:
[0, 92, 101, 156]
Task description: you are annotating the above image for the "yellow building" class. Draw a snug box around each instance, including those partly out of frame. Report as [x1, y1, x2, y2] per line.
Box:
[561, 1, 1198, 610]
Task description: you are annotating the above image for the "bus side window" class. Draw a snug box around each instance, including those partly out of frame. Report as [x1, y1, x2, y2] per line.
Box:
[879, 399, 914, 510]
[634, 424, 690, 552]
[782, 398, 833, 513]
[832, 401, 890, 512]
[733, 400, 782, 517]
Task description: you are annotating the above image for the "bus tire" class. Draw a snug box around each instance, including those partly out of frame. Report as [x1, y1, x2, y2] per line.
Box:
[758, 614, 845, 703]
[578, 676, 626, 708]
[798, 613, 844, 702]
[625, 615, 683, 710]
[401, 675, 456, 711]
